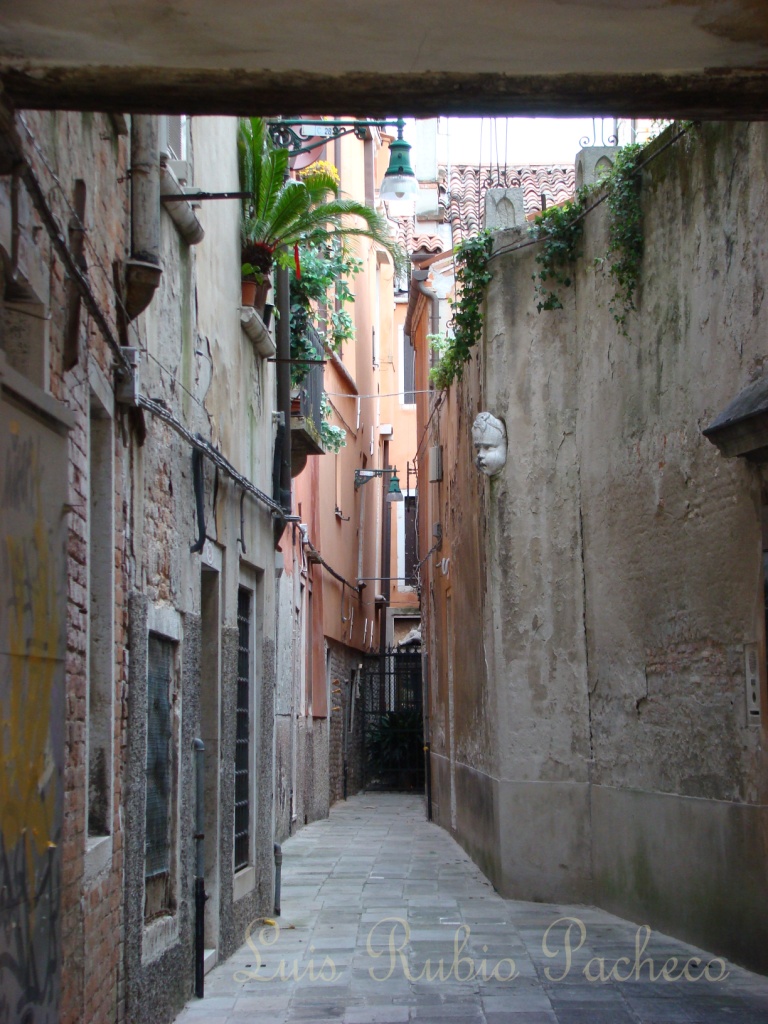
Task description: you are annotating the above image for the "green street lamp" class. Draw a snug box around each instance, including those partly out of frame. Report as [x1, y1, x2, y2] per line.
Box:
[378, 121, 419, 205]
[266, 116, 418, 205]
[354, 467, 404, 502]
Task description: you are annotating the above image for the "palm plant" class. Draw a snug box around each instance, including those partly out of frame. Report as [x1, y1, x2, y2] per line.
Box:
[238, 116, 398, 279]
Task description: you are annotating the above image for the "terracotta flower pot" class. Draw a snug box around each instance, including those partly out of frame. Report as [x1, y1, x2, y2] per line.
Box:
[242, 275, 273, 313]
[253, 277, 272, 314]
[241, 279, 258, 307]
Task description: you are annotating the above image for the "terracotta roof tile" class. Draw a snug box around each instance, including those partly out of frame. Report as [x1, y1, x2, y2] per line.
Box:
[438, 164, 575, 245]
[393, 218, 445, 256]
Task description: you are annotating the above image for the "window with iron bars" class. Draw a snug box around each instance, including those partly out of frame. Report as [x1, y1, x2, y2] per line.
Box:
[234, 587, 252, 872]
[145, 632, 177, 918]
[404, 495, 418, 586]
[403, 331, 416, 405]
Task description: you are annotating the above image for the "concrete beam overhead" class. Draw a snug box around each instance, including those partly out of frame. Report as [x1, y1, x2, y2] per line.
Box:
[2, 1, 768, 116]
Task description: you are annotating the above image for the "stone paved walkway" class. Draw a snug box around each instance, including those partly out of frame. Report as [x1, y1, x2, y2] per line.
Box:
[175, 793, 768, 1024]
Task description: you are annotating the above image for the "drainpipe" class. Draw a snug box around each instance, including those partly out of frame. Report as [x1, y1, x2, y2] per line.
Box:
[273, 843, 283, 916]
[193, 738, 206, 999]
[379, 440, 392, 657]
[275, 263, 292, 518]
[422, 651, 432, 820]
[405, 265, 440, 333]
[125, 115, 163, 320]
[160, 159, 205, 246]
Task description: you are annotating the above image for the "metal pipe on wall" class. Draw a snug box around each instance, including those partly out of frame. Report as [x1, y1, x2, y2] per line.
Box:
[274, 843, 283, 916]
[193, 738, 206, 999]
[276, 264, 292, 518]
[125, 115, 163, 319]
[160, 161, 205, 245]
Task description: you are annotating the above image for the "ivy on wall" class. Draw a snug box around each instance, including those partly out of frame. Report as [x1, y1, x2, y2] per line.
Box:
[428, 125, 695, 391]
[289, 239, 362, 387]
[430, 231, 494, 391]
[529, 125, 699, 331]
[602, 143, 645, 330]
[319, 393, 346, 453]
[530, 142, 645, 331]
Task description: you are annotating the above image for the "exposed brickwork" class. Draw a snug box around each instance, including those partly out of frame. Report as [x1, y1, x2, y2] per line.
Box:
[13, 110, 131, 1024]
[326, 640, 364, 806]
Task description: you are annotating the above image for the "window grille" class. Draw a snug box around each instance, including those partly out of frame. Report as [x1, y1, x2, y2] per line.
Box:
[364, 135, 375, 208]
[360, 647, 424, 791]
[145, 634, 174, 880]
[160, 114, 185, 161]
[404, 495, 418, 586]
[403, 332, 416, 404]
[234, 587, 252, 871]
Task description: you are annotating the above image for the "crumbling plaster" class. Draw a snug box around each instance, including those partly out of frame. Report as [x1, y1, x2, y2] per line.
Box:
[3, 3, 768, 116]
[444, 119, 768, 969]
[3, 1, 765, 75]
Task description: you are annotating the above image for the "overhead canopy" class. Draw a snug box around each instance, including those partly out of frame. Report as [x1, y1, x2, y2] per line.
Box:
[2, 1, 768, 117]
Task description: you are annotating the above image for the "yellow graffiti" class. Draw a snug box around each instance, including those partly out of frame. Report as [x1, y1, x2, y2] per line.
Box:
[1, 449, 58, 914]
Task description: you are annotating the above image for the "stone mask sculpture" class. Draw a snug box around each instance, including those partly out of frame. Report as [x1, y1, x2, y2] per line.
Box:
[472, 412, 507, 477]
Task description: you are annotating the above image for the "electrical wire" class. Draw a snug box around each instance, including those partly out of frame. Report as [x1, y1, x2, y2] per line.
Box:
[138, 394, 284, 517]
[489, 121, 694, 264]
[16, 152, 129, 372]
[18, 111, 219, 423]
[413, 389, 447, 463]
[18, 113, 138, 352]
[324, 388, 432, 400]
[477, 118, 484, 232]
[300, 532, 362, 594]
[143, 348, 210, 416]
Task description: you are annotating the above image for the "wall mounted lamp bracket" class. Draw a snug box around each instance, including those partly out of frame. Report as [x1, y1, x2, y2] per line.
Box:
[267, 118, 405, 157]
[353, 466, 403, 501]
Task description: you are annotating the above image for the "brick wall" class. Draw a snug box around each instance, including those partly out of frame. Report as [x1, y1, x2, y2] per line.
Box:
[13, 110, 131, 1024]
[327, 640, 364, 806]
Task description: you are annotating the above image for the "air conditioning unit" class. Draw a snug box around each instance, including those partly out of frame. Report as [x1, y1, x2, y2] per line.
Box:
[428, 444, 443, 482]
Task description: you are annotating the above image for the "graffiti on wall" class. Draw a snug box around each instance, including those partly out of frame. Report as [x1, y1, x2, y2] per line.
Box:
[1, 413, 65, 1024]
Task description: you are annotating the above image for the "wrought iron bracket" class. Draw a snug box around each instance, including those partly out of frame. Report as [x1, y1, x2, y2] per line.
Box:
[267, 119, 402, 157]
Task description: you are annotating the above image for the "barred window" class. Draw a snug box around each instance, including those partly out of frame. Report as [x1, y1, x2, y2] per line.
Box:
[145, 633, 176, 916]
[403, 331, 416, 405]
[234, 587, 252, 872]
[160, 114, 187, 161]
[404, 495, 418, 586]
[87, 394, 114, 838]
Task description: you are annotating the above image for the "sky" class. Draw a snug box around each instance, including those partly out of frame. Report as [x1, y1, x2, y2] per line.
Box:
[405, 116, 624, 169]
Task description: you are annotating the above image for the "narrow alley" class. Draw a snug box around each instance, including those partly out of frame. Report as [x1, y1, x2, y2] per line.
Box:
[174, 795, 768, 1024]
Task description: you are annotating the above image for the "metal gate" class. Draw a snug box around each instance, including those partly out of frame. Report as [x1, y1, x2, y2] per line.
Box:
[361, 646, 424, 791]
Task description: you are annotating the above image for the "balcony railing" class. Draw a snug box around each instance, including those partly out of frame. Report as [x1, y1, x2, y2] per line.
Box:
[290, 326, 325, 475]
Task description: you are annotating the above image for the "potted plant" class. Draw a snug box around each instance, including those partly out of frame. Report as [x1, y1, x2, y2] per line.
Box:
[288, 238, 360, 388]
[237, 117, 398, 313]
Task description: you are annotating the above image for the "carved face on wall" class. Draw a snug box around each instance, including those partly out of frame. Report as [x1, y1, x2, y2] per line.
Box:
[472, 412, 507, 477]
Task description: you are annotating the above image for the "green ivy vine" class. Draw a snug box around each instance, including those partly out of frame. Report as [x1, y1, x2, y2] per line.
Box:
[289, 240, 362, 387]
[319, 393, 346, 453]
[530, 190, 590, 312]
[529, 141, 646, 332]
[603, 142, 644, 330]
[430, 231, 494, 391]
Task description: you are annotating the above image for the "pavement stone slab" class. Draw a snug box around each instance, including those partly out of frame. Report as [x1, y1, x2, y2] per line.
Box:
[172, 794, 768, 1024]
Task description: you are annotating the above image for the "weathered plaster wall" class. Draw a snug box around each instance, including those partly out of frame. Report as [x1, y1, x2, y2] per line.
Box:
[6, 2, 768, 118]
[1, 108, 279, 1024]
[443, 120, 768, 970]
[123, 113, 278, 1019]
[0, 109, 131, 1024]
[124, 598, 198, 1024]
[273, 583, 364, 844]
[327, 640, 364, 806]
[273, 552, 332, 844]
[575, 122, 768, 968]
[418, 353, 506, 885]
